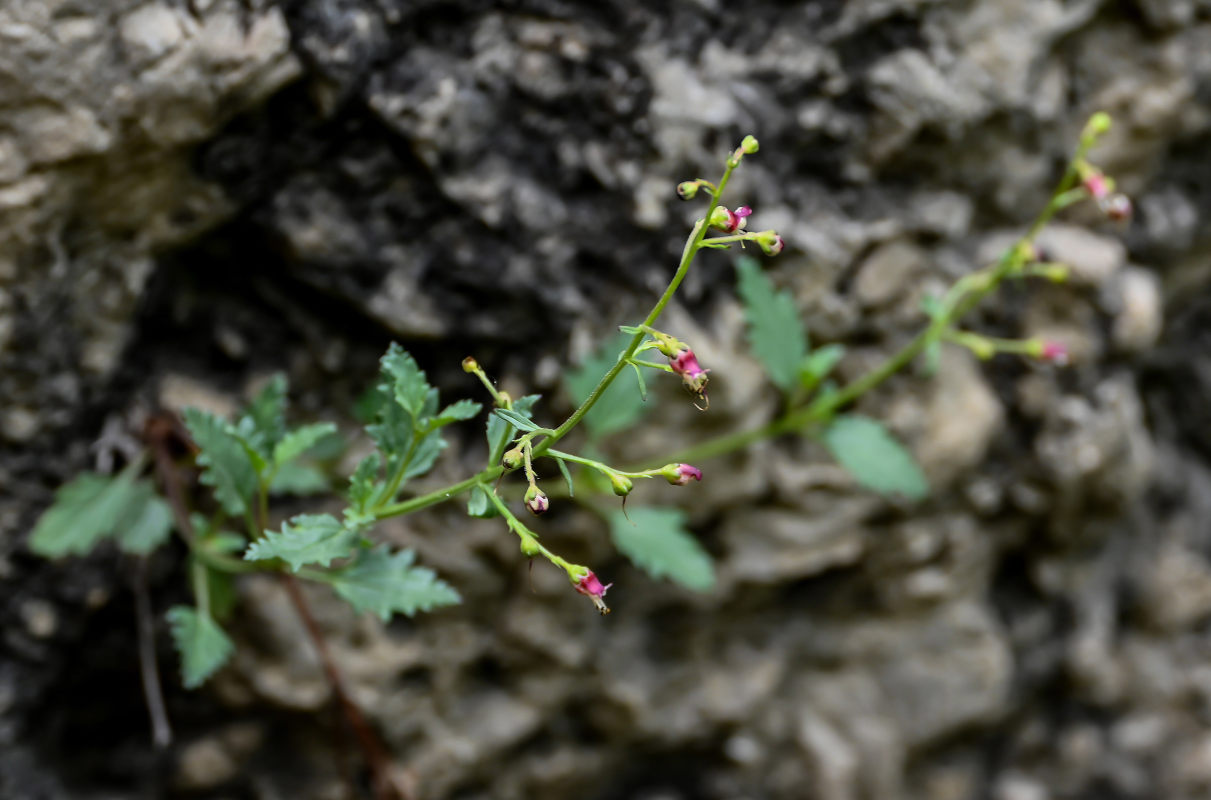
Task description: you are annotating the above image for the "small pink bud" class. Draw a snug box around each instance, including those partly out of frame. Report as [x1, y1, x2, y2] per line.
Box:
[661, 463, 703, 486]
[1083, 172, 1110, 200]
[524, 485, 549, 516]
[755, 230, 784, 256]
[710, 206, 753, 234]
[669, 347, 711, 398]
[1040, 341, 1068, 365]
[573, 569, 613, 615]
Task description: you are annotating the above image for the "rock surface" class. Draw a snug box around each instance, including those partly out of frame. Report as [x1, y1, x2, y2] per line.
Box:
[3, 1, 1211, 799]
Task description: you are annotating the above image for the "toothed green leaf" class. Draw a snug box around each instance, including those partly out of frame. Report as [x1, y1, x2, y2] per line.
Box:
[29, 471, 140, 557]
[114, 484, 174, 555]
[183, 408, 257, 516]
[244, 513, 356, 572]
[273, 423, 338, 467]
[268, 462, 329, 496]
[166, 605, 234, 689]
[486, 394, 540, 464]
[328, 546, 461, 621]
[822, 414, 929, 501]
[432, 399, 482, 427]
[609, 507, 715, 592]
[380, 343, 431, 421]
[735, 256, 808, 391]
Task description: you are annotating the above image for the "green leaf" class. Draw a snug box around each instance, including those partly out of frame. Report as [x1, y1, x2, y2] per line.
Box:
[380, 343, 431, 421]
[433, 399, 482, 427]
[466, 485, 499, 518]
[29, 471, 140, 557]
[735, 255, 808, 391]
[608, 507, 715, 592]
[348, 453, 382, 512]
[493, 408, 539, 432]
[244, 513, 356, 572]
[236, 374, 289, 462]
[366, 397, 413, 459]
[555, 458, 575, 498]
[328, 546, 461, 621]
[821, 414, 929, 501]
[403, 432, 447, 481]
[183, 408, 257, 516]
[205, 568, 239, 622]
[269, 462, 329, 496]
[273, 423, 338, 467]
[114, 484, 174, 555]
[166, 605, 234, 689]
[486, 394, 540, 463]
[565, 332, 647, 439]
[799, 343, 846, 391]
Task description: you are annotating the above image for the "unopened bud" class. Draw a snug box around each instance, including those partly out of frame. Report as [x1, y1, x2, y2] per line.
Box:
[519, 535, 541, 557]
[660, 463, 703, 486]
[676, 181, 700, 201]
[740, 135, 759, 154]
[502, 446, 524, 471]
[462, 356, 479, 373]
[754, 230, 784, 256]
[1086, 111, 1112, 137]
[608, 473, 633, 497]
[524, 485, 549, 516]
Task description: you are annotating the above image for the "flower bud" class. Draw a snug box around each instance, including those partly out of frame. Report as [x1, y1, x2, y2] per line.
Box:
[462, 356, 479, 373]
[660, 463, 703, 486]
[1040, 341, 1069, 365]
[740, 135, 759, 154]
[709, 205, 752, 234]
[519, 535, 541, 557]
[676, 181, 700, 201]
[1083, 172, 1110, 200]
[524, 485, 549, 516]
[501, 445, 524, 471]
[754, 230, 784, 256]
[569, 567, 613, 615]
[608, 472, 633, 497]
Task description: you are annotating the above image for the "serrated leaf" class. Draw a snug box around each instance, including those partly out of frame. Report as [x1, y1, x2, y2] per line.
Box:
[366, 397, 413, 459]
[433, 399, 482, 427]
[348, 453, 382, 512]
[380, 343, 431, 421]
[114, 484, 174, 555]
[555, 458, 575, 498]
[328, 546, 461, 620]
[735, 255, 808, 391]
[29, 471, 140, 557]
[166, 605, 234, 689]
[240, 374, 289, 458]
[273, 423, 338, 467]
[565, 332, 647, 439]
[466, 485, 499, 518]
[486, 394, 540, 463]
[822, 414, 929, 501]
[244, 513, 356, 572]
[183, 408, 257, 516]
[493, 408, 539, 432]
[269, 462, 329, 496]
[403, 432, 447, 481]
[608, 507, 715, 592]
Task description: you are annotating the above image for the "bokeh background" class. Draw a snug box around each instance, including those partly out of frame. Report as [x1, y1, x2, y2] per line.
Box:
[4, 0, 1211, 798]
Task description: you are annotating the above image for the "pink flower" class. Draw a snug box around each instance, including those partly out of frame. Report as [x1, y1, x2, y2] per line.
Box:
[1083, 172, 1110, 200]
[1101, 193, 1132, 222]
[661, 463, 703, 486]
[1040, 341, 1068, 365]
[669, 348, 710, 393]
[574, 570, 613, 615]
[710, 205, 753, 234]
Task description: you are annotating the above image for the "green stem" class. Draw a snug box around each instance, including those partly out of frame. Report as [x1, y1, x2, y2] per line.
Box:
[534, 157, 740, 457]
[190, 554, 210, 617]
[374, 467, 502, 519]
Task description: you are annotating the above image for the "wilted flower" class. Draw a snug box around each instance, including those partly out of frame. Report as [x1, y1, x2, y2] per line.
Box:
[669, 347, 710, 401]
[608, 472, 633, 497]
[1101, 193, 1132, 222]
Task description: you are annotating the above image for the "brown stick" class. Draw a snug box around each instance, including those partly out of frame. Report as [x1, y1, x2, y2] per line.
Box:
[281, 575, 414, 800]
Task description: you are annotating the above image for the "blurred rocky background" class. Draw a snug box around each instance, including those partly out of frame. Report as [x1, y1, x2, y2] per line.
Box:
[3, 0, 1211, 798]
